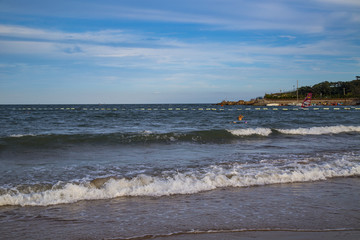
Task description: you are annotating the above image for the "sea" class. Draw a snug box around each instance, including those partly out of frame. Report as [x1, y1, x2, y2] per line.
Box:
[0, 104, 359, 240]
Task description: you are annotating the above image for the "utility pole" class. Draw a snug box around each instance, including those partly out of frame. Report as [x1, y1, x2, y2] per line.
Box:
[297, 80, 299, 103]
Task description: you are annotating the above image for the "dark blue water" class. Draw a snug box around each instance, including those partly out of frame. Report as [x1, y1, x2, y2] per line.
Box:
[0, 104, 359, 239]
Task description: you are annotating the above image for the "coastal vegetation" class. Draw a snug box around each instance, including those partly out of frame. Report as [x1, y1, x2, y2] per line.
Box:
[265, 78, 360, 100]
[217, 77, 360, 106]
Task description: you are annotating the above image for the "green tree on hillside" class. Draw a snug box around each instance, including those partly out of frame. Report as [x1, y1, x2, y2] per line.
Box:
[265, 79, 360, 99]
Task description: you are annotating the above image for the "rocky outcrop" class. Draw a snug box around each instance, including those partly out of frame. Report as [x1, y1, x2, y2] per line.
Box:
[216, 99, 261, 106]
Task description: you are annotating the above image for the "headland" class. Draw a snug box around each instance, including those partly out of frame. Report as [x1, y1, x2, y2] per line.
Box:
[217, 78, 360, 106]
[217, 98, 360, 106]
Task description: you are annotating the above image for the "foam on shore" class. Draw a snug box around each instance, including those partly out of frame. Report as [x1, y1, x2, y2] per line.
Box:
[1, 155, 359, 207]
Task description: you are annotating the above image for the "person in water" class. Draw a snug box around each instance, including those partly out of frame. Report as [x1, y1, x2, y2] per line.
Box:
[232, 114, 246, 123]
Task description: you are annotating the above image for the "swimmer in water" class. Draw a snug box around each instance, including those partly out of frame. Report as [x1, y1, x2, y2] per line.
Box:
[232, 114, 246, 123]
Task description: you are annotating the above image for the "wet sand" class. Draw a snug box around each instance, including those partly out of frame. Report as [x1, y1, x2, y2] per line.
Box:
[152, 230, 360, 240]
[1, 178, 359, 240]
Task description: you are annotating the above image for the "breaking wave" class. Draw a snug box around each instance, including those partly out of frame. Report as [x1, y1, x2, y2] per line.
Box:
[1, 125, 359, 149]
[228, 125, 360, 136]
[227, 127, 272, 136]
[276, 125, 360, 135]
[1, 155, 359, 206]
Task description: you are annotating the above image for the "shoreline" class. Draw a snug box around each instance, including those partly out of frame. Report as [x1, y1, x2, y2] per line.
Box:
[151, 230, 360, 240]
[217, 98, 360, 106]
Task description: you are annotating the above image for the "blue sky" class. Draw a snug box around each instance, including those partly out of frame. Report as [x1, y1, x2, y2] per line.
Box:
[0, 0, 359, 104]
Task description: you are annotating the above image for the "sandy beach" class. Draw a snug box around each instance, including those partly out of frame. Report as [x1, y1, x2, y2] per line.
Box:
[150, 230, 360, 240]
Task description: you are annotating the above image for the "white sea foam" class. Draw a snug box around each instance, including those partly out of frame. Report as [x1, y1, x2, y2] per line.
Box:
[141, 130, 153, 135]
[1, 156, 359, 207]
[227, 125, 360, 137]
[227, 128, 272, 136]
[9, 134, 36, 138]
[277, 125, 360, 135]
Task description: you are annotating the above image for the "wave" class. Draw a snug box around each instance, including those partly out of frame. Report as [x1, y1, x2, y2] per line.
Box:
[1, 155, 359, 206]
[276, 125, 360, 135]
[228, 125, 360, 136]
[227, 127, 272, 136]
[0, 130, 236, 147]
[9, 134, 36, 138]
[1, 125, 359, 148]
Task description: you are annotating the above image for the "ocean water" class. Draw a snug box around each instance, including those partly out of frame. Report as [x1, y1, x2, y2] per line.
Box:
[0, 104, 359, 239]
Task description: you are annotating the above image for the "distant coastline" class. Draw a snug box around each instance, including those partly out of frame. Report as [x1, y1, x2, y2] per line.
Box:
[216, 98, 360, 106]
[217, 77, 360, 106]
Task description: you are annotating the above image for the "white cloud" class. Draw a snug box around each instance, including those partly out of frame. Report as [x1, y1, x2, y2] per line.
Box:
[0, 25, 138, 44]
[0, 40, 56, 55]
[1, 1, 359, 40]
[0, 1, 337, 34]
[279, 35, 296, 40]
[1, 24, 358, 73]
[316, 0, 360, 6]
[0, 23, 358, 96]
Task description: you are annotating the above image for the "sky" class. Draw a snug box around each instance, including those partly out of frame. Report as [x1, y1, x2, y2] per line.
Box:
[0, 0, 359, 104]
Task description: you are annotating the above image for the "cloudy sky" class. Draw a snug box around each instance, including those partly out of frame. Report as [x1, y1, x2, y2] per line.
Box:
[0, 0, 359, 104]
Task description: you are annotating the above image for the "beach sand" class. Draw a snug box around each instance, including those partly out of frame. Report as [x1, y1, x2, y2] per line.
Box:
[152, 230, 360, 240]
